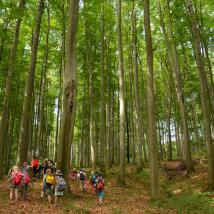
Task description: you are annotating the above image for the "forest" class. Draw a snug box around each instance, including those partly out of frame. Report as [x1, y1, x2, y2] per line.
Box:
[0, 0, 214, 213]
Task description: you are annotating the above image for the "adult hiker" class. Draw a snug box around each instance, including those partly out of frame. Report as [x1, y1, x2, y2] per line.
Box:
[31, 156, 39, 180]
[77, 169, 86, 192]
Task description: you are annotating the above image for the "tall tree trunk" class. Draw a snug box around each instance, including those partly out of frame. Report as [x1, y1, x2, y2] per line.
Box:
[57, 0, 80, 190]
[144, 0, 160, 198]
[117, 0, 126, 185]
[131, 2, 144, 170]
[16, 0, 43, 166]
[158, 120, 164, 160]
[175, 120, 182, 159]
[0, 20, 10, 64]
[186, 0, 214, 189]
[167, 95, 172, 161]
[191, 104, 201, 152]
[55, 2, 65, 161]
[125, 98, 130, 164]
[80, 99, 85, 168]
[100, 0, 106, 169]
[111, 80, 115, 165]
[0, 0, 25, 177]
[89, 57, 95, 171]
[83, 0, 96, 171]
[36, 3, 50, 158]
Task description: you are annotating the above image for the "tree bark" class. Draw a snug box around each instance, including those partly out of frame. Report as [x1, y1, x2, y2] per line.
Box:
[144, 0, 160, 198]
[36, 3, 50, 158]
[57, 0, 80, 190]
[186, 0, 214, 189]
[167, 94, 172, 161]
[89, 55, 95, 171]
[117, 0, 126, 185]
[100, 0, 106, 171]
[131, 1, 144, 170]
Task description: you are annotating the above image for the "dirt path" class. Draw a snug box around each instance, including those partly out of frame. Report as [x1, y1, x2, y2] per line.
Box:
[1, 164, 213, 214]
[0, 173, 150, 214]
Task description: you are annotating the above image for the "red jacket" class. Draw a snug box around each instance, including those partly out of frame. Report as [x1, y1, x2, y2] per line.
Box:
[31, 159, 38, 168]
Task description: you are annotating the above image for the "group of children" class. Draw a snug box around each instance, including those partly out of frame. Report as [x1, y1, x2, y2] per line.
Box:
[74, 169, 105, 203]
[31, 157, 55, 179]
[8, 162, 105, 204]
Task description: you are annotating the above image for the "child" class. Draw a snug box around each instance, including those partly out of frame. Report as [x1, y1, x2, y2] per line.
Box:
[41, 168, 55, 203]
[77, 169, 86, 192]
[21, 162, 30, 200]
[70, 168, 77, 181]
[95, 174, 104, 203]
[90, 171, 98, 193]
[9, 166, 23, 202]
[54, 170, 66, 203]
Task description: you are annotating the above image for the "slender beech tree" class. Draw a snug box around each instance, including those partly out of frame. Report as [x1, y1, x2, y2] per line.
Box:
[186, 0, 214, 189]
[57, 0, 80, 189]
[144, 0, 160, 198]
[0, 0, 25, 177]
[55, 0, 66, 162]
[100, 0, 106, 170]
[131, 0, 144, 171]
[16, 0, 44, 166]
[89, 43, 95, 171]
[36, 2, 50, 158]
[117, 0, 126, 185]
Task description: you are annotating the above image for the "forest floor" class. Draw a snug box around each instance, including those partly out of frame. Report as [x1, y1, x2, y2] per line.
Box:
[0, 162, 214, 214]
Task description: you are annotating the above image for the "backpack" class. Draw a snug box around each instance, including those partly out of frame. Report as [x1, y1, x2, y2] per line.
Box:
[79, 172, 85, 181]
[12, 172, 23, 185]
[57, 176, 67, 191]
[96, 177, 104, 191]
[23, 172, 30, 184]
[46, 174, 55, 185]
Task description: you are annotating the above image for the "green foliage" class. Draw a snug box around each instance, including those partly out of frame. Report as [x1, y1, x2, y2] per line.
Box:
[149, 191, 214, 213]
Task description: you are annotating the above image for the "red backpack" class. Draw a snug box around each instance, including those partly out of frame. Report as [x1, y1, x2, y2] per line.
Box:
[23, 172, 30, 184]
[96, 177, 104, 190]
[12, 172, 23, 185]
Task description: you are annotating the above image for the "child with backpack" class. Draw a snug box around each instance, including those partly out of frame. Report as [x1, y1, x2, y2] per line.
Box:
[90, 171, 98, 193]
[54, 170, 66, 203]
[95, 174, 104, 203]
[41, 168, 55, 203]
[21, 162, 30, 200]
[8, 165, 23, 202]
[77, 169, 86, 192]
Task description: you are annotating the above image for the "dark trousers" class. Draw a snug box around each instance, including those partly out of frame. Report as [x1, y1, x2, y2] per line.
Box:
[33, 166, 37, 178]
[22, 184, 28, 199]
